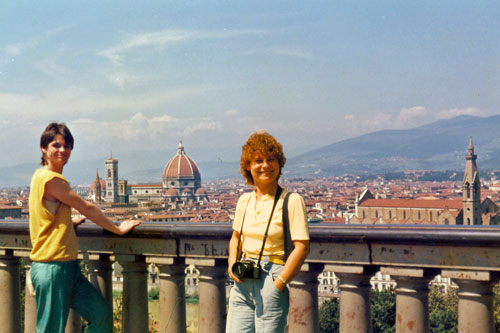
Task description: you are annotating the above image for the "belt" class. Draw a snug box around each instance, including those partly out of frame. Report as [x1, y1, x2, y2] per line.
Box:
[243, 254, 284, 265]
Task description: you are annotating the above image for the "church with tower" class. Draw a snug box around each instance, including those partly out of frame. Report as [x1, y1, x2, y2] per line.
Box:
[350, 137, 500, 225]
[88, 141, 208, 206]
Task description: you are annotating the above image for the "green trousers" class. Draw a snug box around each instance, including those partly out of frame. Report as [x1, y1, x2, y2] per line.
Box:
[31, 261, 112, 333]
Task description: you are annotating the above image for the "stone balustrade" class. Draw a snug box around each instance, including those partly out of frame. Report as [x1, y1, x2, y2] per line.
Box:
[2, 221, 500, 332]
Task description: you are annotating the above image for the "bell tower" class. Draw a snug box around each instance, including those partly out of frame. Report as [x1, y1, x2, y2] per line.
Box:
[462, 137, 481, 225]
[105, 154, 119, 203]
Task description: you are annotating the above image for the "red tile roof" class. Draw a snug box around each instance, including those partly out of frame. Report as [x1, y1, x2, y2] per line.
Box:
[360, 198, 462, 210]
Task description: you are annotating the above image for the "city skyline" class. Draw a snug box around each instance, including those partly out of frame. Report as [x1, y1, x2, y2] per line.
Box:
[1, 1, 499, 168]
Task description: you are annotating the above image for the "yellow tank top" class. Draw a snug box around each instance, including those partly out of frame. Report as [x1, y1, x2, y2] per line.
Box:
[29, 168, 78, 261]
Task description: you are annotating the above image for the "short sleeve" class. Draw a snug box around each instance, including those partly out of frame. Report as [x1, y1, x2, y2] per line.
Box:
[287, 193, 310, 240]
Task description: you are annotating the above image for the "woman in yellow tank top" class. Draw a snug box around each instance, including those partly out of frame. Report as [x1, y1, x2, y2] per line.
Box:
[29, 122, 141, 332]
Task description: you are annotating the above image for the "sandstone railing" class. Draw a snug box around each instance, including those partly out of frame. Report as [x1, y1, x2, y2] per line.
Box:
[1, 221, 500, 332]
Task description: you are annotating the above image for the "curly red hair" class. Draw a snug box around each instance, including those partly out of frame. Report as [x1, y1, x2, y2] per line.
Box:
[240, 131, 286, 185]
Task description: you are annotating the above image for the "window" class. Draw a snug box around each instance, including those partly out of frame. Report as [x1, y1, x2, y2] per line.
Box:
[389, 211, 392, 219]
[403, 211, 406, 219]
[418, 212, 421, 220]
[375, 210, 378, 218]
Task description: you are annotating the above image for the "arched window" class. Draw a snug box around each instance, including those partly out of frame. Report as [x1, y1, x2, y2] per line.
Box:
[375, 210, 378, 218]
[403, 211, 406, 219]
[467, 217, 471, 225]
[465, 182, 470, 198]
[430, 211, 433, 220]
[389, 211, 392, 219]
[363, 211, 366, 218]
[418, 212, 421, 220]
[444, 218, 449, 225]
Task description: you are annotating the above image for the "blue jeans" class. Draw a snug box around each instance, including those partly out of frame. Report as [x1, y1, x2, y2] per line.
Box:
[31, 261, 112, 333]
[226, 261, 289, 333]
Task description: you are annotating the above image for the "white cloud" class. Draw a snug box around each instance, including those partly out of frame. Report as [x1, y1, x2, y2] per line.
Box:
[436, 107, 486, 119]
[395, 106, 431, 128]
[344, 114, 355, 121]
[183, 120, 220, 135]
[99, 28, 268, 66]
[224, 109, 240, 116]
[4, 26, 67, 56]
[0, 85, 213, 121]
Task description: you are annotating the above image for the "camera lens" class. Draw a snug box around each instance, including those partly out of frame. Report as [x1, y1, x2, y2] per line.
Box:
[232, 262, 246, 279]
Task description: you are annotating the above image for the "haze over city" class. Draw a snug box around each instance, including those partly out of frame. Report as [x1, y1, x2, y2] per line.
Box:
[1, 1, 499, 169]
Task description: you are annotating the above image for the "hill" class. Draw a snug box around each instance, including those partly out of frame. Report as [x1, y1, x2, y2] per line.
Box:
[286, 115, 500, 177]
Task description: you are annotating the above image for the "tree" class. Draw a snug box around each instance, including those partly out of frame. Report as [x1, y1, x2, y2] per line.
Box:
[319, 298, 339, 333]
[370, 288, 395, 333]
[428, 284, 458, 333]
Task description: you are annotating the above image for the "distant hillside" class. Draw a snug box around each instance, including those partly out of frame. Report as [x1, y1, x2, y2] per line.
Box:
[1, 115, 499, 187]
[286, 115, 500, 177]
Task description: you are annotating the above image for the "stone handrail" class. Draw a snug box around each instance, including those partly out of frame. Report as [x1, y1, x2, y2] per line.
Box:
[2, 221, 500, 332]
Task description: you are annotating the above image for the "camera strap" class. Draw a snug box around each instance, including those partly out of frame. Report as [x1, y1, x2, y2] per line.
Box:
[236, 186, 283, 267]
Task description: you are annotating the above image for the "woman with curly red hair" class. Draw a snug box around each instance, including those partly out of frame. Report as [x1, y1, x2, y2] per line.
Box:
[226, 131, 310, 332]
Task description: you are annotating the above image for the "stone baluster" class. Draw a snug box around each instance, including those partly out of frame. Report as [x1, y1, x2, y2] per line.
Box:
[382, 267, 435, 333]
[189, 258, 227, 333]
[117, 255, 149, 333]
[443, 270, 499, 333]
[288, 263, 324, 333]
[335, 265, 377, 333]
[24, 259, 37, 333]
[87, 254, 113, 315]
[150, 257, 187, 333]
[0, 250, 21, 333]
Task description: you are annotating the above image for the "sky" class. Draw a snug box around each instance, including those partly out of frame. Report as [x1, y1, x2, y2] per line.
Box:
[1, 1, 499, 168]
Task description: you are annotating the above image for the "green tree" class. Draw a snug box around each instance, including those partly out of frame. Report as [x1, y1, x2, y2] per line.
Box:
[493, 283, 500, 331]
[370, 288, 395, 333]
[319, 298, 339, 333]
[428, 284, 458, 333]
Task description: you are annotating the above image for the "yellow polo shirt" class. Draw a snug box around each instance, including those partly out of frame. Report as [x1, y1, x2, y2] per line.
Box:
[29, 168, 78, 262]
[232, 188, 309, 264]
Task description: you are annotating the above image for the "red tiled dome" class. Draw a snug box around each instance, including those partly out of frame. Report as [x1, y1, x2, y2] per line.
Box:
[90, 178, 106, 192]
[163, 141, 201, 181]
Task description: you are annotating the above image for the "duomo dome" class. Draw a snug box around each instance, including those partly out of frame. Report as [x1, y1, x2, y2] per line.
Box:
[163, 141, 201, 189]
[162, 141, 207, 203]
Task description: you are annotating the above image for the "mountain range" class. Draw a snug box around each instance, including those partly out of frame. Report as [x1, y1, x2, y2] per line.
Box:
[1, 115, 499, 187]
[287, 115, 500, 177]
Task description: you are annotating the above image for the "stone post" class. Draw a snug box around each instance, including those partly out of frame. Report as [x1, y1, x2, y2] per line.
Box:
[288, 263, 324, 333]
[382, 267, 435, 333]
[443, 270, 499, 333]
[190, 258, 226, 333]
[117, 255, 149, 333]
[335, 265, 377, 333]
[0, 250, 21, 333]
[151, 257, 187, 333]
[87, 254, 113, 316]
[24, 259, 37, 333]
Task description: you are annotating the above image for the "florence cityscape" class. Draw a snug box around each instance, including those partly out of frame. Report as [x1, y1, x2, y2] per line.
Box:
[1, 1, 500, 332]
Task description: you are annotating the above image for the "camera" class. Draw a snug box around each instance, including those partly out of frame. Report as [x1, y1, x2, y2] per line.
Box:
[231, 259, 261, 279]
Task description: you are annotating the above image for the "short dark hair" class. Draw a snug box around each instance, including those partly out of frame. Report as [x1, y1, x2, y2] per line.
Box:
[240, 131, 286, 185]
[40, 122, 74, 165]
